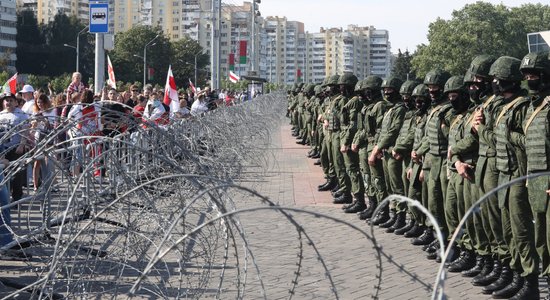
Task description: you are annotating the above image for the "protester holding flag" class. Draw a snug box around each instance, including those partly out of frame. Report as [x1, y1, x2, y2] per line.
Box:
[163, 65, 180, 120]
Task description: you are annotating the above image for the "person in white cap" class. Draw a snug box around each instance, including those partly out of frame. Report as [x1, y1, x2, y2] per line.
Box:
[20, 84, 35, 115]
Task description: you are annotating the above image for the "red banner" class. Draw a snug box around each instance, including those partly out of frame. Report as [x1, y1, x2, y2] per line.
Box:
[239, 41, 247, 64]
[229, 53, 235, 71]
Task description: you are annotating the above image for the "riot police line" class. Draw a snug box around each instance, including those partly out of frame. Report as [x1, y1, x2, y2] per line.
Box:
[287, 52, 550, 300]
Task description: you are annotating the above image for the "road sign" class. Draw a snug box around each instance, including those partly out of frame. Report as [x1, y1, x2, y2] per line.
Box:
[89, 2, 109, 33]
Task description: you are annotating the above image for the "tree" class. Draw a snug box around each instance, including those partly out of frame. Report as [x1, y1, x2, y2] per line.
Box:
[410, 2, 550, 79]
[43, 13, 86, 76]
[16, 10, 47, 74]
[391, 49, 415, 81]
[171, 36, 209, 88]
[109, 26, 172, 86]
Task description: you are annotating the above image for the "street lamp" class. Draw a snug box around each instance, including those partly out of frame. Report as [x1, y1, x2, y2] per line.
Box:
[142, 34, 160, 87]
[63, 25, 89, 73]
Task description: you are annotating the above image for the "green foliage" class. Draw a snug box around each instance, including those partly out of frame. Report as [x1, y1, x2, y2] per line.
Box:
[26, 74, 50, 91]
[170, 37, 210, 87]
[49, 74, 72, 93]
[0, 71, 9, 85]
[411, 2, 550, 79]
[391, 49, 415, 81]
[109, 26, 172, 86]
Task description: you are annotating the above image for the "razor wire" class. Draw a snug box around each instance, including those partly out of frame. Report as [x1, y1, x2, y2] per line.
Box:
[0, 91, 540, 299]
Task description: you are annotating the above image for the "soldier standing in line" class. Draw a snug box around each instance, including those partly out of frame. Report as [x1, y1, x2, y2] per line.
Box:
[318, 76, 340, 193]
[519, 51, 550, 299]
[368, 77, 406, 231]
[352, 76, 384, 220]
[364, 78, 394, 226]
[441, 75, 476, 270]
[474, 56, 537, 299]
[338, 73, 368, 213]
[391, 79, 419, 235]
[412, 69, 452, 260]
[308, 85, 324, 160]
[318, 77, 338, 192]
[406, 84, 432, 240]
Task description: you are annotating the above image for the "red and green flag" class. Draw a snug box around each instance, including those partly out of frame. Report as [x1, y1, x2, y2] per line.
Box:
[297, 69, 302, 82]
[239, 41, 247, 64]
[229, 53, 235, 71]
[2, 73, 17, 94]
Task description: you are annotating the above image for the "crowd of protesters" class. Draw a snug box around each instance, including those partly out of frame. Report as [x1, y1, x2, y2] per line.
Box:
[0, 72, 256, 259]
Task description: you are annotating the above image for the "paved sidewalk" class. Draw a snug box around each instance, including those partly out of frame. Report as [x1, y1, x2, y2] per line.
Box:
[228, 120, 548, 300]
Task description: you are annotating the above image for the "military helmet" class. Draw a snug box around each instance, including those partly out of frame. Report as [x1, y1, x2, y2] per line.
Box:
[354, 79, 364, 92]
[469, 54, 497, 78]
[325, 74, 340, 86]
[314, 84, 323, 95]
[423, 69, 451, 87]
[303, 83, 315, 94]
[399, 80, 419, 95]
[444, 75, 466, 94]
[363, 75, 383, 90]
[520, 51, 550, 76]
[381, 76, 403, 90]
[489, 56, 522, 82]
[411, 84, 429, 98]
[338, 72, 359, 86]
[464, 70, 475, 84]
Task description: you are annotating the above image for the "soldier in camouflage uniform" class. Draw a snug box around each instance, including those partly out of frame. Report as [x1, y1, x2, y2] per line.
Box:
[474, 56, 537, 298]
[364, 78, 396, 226]
[308, 85, 324, 160]
[338, 73, 368, 213]
[392, 79, 420, 235]
[368, 77, 406, 230]
[352, 76, 384, 220]
[517, 51, 550, 299]
[413, 69, 452, 260]
[441, 75, 477, 270]
[318, 76, 340, 192]
[406, 84, 432, 240]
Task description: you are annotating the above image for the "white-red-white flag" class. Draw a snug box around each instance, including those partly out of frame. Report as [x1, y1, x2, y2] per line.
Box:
[189, 78, 196, 94]
[163, 65, 180, 114]
[107, 55, 116, 89]
[229, 70, 240, 83]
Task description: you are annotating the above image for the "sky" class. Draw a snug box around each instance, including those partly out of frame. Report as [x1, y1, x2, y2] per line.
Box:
[254, 0, 530, 53]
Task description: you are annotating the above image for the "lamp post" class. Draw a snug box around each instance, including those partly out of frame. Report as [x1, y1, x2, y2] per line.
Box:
[142, 34, 160, 88]
[63, 25, 89, 73]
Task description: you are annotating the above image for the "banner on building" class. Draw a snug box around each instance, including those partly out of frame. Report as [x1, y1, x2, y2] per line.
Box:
[297, 69, 302, 82]
[239, 41, 247, 64]
[229, 53, 235, 71]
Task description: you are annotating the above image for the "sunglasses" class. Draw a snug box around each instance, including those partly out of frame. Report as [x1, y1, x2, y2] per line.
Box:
[132, 90, 139, 92]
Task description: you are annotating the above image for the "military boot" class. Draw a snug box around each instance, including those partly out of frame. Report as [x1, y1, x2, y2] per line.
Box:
[311, 152, 320, 159]
[369, 204, 390, 226]
[342, 200, 356, 210]
[379, 209, 398, 229]
[411, 227, 434, 246]
[333, 193, 352, 204]
[386, 211, 406, 233]
[509, 273, 539, 300]
[318, 177, 337, 191]
[344, 194, 366, 213]
[424, 239, 439, 252]
[448, 250, 476, 273]
[317, 177, 330, 189]
[358, 197, 377, 220]
[472, 258, 501, 286]
[395, 219, 415, 235]
[331, 184, 340, 193]
[461, 255, 485, 278]
[482, 265, 512, 294]
[313, 159, 321, 165]
[307, 149, 315, 157]
[332, 189, 343, 198]
[492, 270, 525, 299]
[404, 224, 425, 238]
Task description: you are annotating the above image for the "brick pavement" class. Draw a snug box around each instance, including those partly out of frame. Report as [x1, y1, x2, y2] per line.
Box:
[226, 119, 549, 300]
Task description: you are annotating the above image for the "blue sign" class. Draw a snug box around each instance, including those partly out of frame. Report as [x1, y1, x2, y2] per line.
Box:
[89, 2, 109, 33]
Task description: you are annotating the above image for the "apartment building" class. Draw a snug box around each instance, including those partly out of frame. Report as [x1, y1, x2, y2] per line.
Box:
[1, 0, 17, 71]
